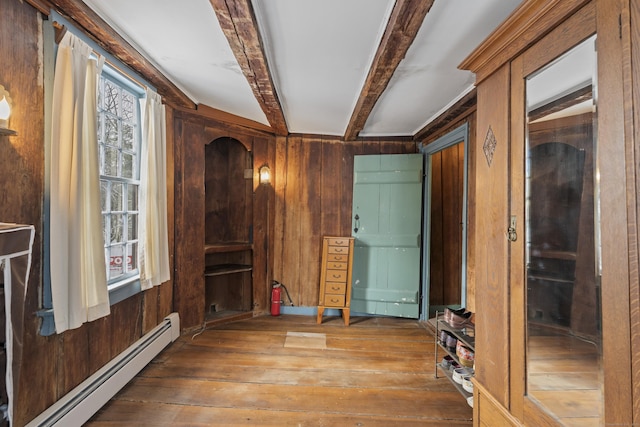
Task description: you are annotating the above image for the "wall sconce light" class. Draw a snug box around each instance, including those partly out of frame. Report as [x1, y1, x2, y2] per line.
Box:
[0, 85, 16, 136]
[259, 165, 271, 185]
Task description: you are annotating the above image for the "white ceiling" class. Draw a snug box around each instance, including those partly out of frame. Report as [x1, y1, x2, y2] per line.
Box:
[81, 0, 522, 137]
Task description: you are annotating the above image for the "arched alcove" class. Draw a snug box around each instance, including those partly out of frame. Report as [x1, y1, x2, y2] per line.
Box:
[204, 137, 254, 317]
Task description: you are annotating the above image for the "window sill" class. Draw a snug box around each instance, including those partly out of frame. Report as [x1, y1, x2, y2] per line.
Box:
[37, 276, 141, 336]
[108, 275, 141, 306]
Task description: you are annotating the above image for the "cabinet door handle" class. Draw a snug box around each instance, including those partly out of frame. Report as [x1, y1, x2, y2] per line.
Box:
[507, 215, 517, 242]
[354, 214, 360, 233]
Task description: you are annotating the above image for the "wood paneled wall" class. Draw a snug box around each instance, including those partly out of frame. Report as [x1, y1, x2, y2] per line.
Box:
[419, 106, 477, 312]
[0, 2, 174, 425]
[172, 110, 274, 328]
[428, 142, 465, 306]
[271, 135, 415, 308]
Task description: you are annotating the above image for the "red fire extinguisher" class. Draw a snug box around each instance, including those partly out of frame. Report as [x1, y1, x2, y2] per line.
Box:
[271, 282, 282, 316]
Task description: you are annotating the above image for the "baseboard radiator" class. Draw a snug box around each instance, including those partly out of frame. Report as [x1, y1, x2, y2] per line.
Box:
[26, 312, 180, 427]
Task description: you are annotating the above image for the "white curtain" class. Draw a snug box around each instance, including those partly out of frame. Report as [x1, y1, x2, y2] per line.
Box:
[138, 89, 170, 290]
[50, 32, 110, 333]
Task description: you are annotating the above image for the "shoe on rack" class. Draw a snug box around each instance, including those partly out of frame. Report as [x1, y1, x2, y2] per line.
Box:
[448, 310, 473, 329]
[444, 307, 467, 323]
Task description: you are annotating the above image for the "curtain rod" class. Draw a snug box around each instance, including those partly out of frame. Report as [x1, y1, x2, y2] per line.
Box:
[52, 21, 149, 92]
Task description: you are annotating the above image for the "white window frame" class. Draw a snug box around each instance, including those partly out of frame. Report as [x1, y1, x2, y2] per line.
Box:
[97, 65, 144, 296]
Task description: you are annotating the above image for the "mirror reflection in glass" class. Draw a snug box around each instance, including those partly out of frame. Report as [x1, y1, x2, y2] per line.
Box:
[525, 35, 602, 425]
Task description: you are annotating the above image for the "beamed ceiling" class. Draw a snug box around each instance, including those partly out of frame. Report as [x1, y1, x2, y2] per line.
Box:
[47, 0, 522, 139]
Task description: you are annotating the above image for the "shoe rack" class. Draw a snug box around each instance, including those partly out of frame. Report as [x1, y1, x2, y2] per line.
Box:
[429, 311, 475, 407]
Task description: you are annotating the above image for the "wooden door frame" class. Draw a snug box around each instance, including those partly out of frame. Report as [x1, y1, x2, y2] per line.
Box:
[418, 123, 469, 321]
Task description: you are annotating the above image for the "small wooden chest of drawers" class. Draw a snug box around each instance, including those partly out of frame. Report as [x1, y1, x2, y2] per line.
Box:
[317, 236, 354, 326]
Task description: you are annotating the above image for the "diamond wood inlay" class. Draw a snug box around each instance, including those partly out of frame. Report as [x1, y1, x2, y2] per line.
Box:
[483, 126, 497, 167]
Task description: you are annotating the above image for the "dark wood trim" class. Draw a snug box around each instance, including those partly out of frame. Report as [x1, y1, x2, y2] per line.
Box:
[24, 0, 53, 15]
[209, 0, 288, 136]
[459, 0, 591, 83]
[47, 0, 195, 109]
[344, 0, 435, 141]
[172, 106, 274, 140]
[197, 103, 274, 134]
[286, 133, 414, 144]
[414, 89, 476, 141]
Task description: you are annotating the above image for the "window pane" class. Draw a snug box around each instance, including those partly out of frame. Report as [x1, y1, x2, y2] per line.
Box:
[105, 80, 119, 115]
[97, 114, 103, 142]
[105, 117, 119, 147]
[128, 213, 138, 239]
[128, 184, 138, 210]
[122, 91, 135, 122]
[102, 214, 108, 244]
[122, 123, 134, 151]
[122, 153, 134, 179]
[110, 213, 124, 244]
[104, 147, 118, 176]
[127, 242, 137, 272]
[111, 182, 123, 211]
[109, 245, 125, 279]
[100, 180, 108, 211]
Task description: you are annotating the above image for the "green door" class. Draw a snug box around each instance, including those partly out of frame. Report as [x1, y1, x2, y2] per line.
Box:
[351, 154, 423, 318]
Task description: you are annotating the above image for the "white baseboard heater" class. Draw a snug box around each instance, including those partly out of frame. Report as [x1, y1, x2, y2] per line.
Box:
[26, 312, 180, 427]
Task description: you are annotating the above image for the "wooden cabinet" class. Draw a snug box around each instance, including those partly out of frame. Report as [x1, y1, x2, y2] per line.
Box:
[459, 0, 637, 425]
[317, 237, 354, 326]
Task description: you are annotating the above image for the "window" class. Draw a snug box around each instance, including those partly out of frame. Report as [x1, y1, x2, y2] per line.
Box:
[40, 17, 159, 336]
[97, 70, 143, 288]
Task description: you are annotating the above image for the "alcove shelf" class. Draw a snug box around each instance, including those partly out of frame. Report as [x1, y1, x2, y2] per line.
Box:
[204, 242, 252, 254]
[204, 263, 252, 277]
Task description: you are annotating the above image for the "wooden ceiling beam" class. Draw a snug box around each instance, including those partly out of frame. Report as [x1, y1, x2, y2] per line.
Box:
[344, 0, 434, 141]
[46, 0, 195, 109]
[210, 0, 288, 136]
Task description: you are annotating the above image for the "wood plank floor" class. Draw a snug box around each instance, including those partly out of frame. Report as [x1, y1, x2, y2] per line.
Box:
[87, 314, 473, 426]
[528, 333, 602, 427]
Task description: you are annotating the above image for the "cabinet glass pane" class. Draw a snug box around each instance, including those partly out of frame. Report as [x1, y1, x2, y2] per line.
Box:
[525, 35, 602, 425]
